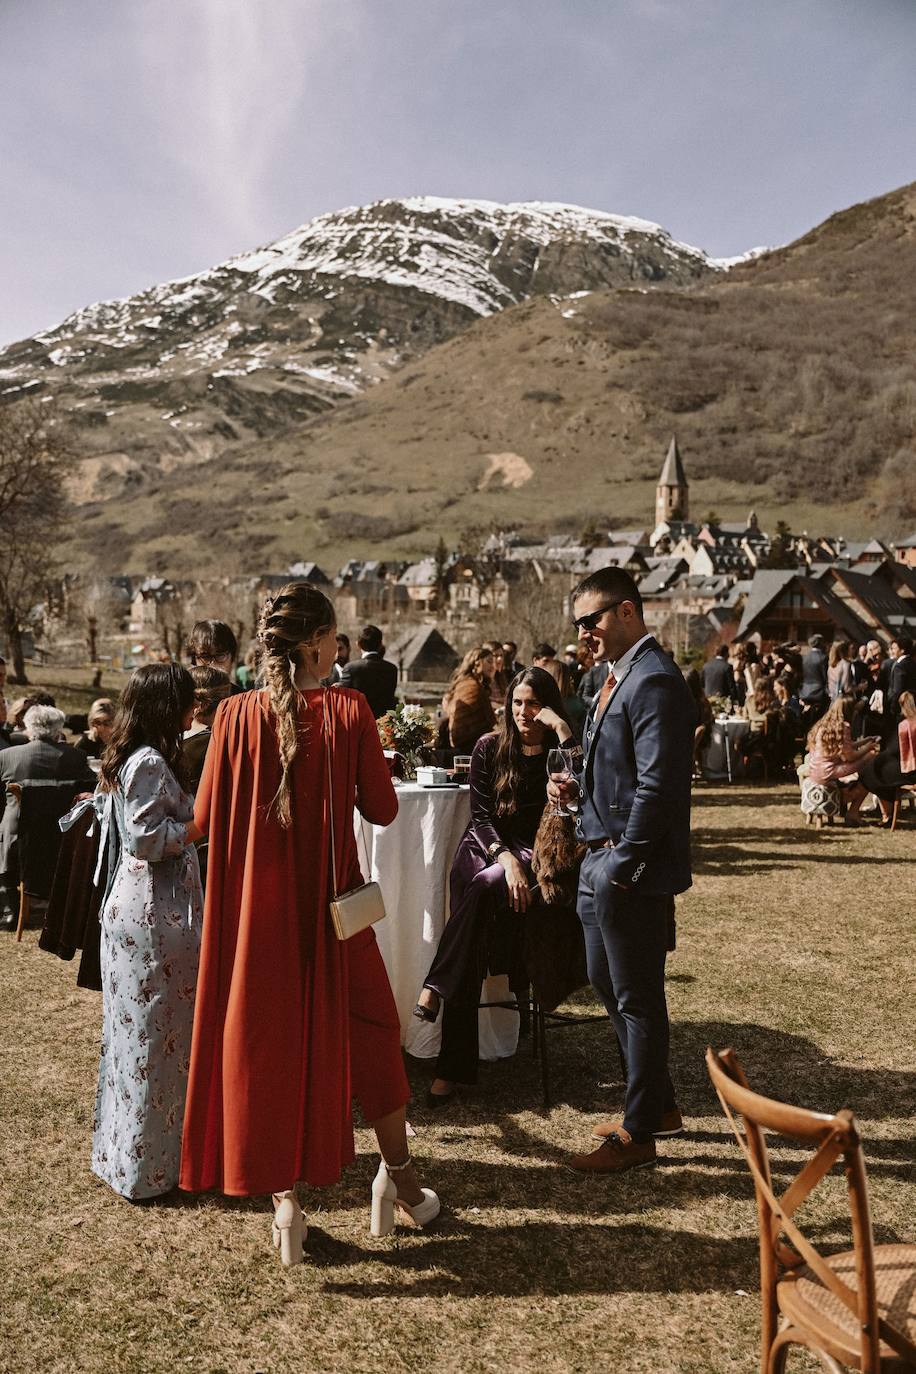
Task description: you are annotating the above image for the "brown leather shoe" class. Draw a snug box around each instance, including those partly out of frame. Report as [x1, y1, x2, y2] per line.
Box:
[566, 1128, 657, 1173]
[592, 1107, 684, 1141]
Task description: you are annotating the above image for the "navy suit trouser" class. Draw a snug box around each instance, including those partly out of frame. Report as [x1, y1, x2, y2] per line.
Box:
[577, 849, 676, 1141]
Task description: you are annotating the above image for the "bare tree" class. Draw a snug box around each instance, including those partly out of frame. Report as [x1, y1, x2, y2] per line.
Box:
[0, 398, 76, 682]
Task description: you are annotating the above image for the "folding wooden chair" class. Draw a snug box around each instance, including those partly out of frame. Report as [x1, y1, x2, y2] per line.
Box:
[707, 1047, 916, 1372]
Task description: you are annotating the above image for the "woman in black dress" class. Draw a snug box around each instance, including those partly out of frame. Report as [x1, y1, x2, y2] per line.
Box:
[414, 667, 579, 1105]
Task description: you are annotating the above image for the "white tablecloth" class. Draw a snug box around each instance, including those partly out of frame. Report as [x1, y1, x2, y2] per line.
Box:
[356, 783, 520, 1061]
[703, 717, 750, 781]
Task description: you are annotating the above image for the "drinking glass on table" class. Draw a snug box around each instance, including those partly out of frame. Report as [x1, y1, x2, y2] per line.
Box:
[547, 748, 571, 816]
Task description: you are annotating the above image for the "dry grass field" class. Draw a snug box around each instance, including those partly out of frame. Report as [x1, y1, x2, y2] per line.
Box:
[1, 784, 914, 1374]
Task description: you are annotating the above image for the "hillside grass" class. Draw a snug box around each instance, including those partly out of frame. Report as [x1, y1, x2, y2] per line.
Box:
[2, 783, 915, 1373]
[60, 183, 916, 577]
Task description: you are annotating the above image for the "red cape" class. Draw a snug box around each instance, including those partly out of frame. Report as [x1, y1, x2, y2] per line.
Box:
[179, 687, 397, 1194]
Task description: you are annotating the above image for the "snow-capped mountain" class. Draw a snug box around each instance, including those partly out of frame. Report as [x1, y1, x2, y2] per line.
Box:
[0, 197, 719, 498]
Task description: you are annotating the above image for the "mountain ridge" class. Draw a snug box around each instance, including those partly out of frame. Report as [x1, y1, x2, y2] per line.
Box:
[3, 182, 915, 574]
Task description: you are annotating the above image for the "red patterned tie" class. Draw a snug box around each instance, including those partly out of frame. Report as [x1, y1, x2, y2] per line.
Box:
[597, 669, 617, 714]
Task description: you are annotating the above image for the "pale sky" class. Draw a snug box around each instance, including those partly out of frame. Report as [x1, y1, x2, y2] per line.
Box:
[2, 0, 915, 346]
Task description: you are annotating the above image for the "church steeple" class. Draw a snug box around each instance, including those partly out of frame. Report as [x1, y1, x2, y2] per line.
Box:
[655, 435, 689, 526]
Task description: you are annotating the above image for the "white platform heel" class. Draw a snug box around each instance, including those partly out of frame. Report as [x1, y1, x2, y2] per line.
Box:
[370, 1156, 440, 1237]
[271, 1189, 306, 1266]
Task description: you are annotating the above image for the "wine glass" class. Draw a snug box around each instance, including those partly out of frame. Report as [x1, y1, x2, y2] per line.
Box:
[562, 748, 582, 814]
[547, 748, 571, 817]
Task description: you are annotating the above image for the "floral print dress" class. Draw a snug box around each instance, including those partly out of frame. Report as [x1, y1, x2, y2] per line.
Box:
[91, 747, 202, 1200]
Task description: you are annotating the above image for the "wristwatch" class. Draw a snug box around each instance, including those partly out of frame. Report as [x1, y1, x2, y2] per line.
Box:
[487, 841, 508, 860]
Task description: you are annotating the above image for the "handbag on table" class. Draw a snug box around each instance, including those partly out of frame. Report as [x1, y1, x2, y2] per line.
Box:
[323, 691, 387, 942]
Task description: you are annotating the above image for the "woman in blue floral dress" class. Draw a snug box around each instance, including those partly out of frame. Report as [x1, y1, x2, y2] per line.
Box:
[92, 663, 204, 1201]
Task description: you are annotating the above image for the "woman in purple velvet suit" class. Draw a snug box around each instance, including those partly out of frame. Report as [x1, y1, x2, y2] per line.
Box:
[413, 667, 579, 1105]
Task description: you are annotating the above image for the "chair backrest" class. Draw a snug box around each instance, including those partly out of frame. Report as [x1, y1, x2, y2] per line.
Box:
[16, 779, 84, 899]
[705, 1047, 916, 1372]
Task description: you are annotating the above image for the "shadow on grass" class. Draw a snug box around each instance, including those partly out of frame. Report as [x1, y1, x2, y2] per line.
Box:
[692, 788, 798, 809]
[313, 1220, 761, 1296]
[406, 1018, 916, 1148]
[693, 841, 892, 874]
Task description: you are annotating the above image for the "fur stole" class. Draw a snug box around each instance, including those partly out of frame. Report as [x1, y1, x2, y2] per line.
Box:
[531, 808, 585, 905]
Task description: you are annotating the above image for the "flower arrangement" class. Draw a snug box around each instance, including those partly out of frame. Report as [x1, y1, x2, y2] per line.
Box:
[377, 703, 437, 778]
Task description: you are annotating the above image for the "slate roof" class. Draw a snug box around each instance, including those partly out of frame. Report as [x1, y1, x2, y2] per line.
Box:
[734, 571, 804, 638]
[736, 570, 871, 641]
[828, 568, 916, 634]
[388, 625, 459, 671]
[639, 561, 689, 595]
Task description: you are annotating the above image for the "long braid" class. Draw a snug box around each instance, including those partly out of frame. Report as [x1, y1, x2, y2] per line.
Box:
[257, 582, 336, 828]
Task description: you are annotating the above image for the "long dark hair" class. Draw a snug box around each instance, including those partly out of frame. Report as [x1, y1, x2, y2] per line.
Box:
[99, 663, 195, 791]
[491, 667, 572, 818]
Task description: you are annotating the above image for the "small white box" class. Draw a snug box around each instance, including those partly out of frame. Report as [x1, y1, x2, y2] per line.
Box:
[416, 766, 451, 786]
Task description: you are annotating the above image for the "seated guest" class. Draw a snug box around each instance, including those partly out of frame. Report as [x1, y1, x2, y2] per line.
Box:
[745, 675, 796, 775]
[188, 619, 243, 693]
[857, 692, 916, 825]
[806, 698, 879, 824]
[774, 672, 802, 720]
[684, 668, 713, 779]
[414, 667, 579, 1104]
[183, 667, 233, 793]
[0, 705, 95, 930]
[7, 691, 55, 746]
[339, 624, 398, 718]
[443, 646, 497, 752]
[75, 699, 116, 759]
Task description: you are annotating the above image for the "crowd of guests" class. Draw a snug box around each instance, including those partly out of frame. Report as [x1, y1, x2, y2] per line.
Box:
[1, 605, 913, 1267]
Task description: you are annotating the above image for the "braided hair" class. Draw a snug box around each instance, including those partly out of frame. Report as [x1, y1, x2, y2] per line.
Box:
[257, 581, 336, 827]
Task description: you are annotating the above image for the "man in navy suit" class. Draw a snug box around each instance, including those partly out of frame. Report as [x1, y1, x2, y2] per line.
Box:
[338, 625, 398, 718]
[551, 567, 697, 1174]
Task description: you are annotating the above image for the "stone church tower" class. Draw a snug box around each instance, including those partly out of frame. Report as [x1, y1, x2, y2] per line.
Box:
[655, 436, 689, 526]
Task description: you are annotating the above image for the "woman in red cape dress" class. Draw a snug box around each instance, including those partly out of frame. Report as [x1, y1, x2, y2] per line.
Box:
[179, 583, 439, 1264]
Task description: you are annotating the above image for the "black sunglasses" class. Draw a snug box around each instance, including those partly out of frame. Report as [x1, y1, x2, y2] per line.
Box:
[572, 599, 627, 633]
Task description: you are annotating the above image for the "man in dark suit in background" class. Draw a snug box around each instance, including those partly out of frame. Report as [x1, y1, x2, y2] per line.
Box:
[551, 567, 696, 1175]
[887, 636, 916, 735]
[800, 634, 829, 717]
[338, 625, 398, 718]
[701, 644, 735, 701]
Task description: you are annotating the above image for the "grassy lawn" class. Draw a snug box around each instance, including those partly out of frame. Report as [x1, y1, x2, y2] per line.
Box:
[6, 664, 132, 718]
[1, 784, 914, 1374]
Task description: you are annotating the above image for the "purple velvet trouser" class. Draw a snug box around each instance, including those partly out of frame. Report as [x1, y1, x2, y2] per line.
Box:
[422, 831, 531, 1084]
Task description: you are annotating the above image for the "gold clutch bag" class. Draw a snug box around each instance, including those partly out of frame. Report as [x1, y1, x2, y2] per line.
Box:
[329, 879, 387, 941]
[324, 692, 387, 943]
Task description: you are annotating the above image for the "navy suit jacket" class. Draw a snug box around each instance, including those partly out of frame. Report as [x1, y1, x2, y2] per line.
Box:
[338, 653, 398, 719]
[577, 637, 696, 896]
